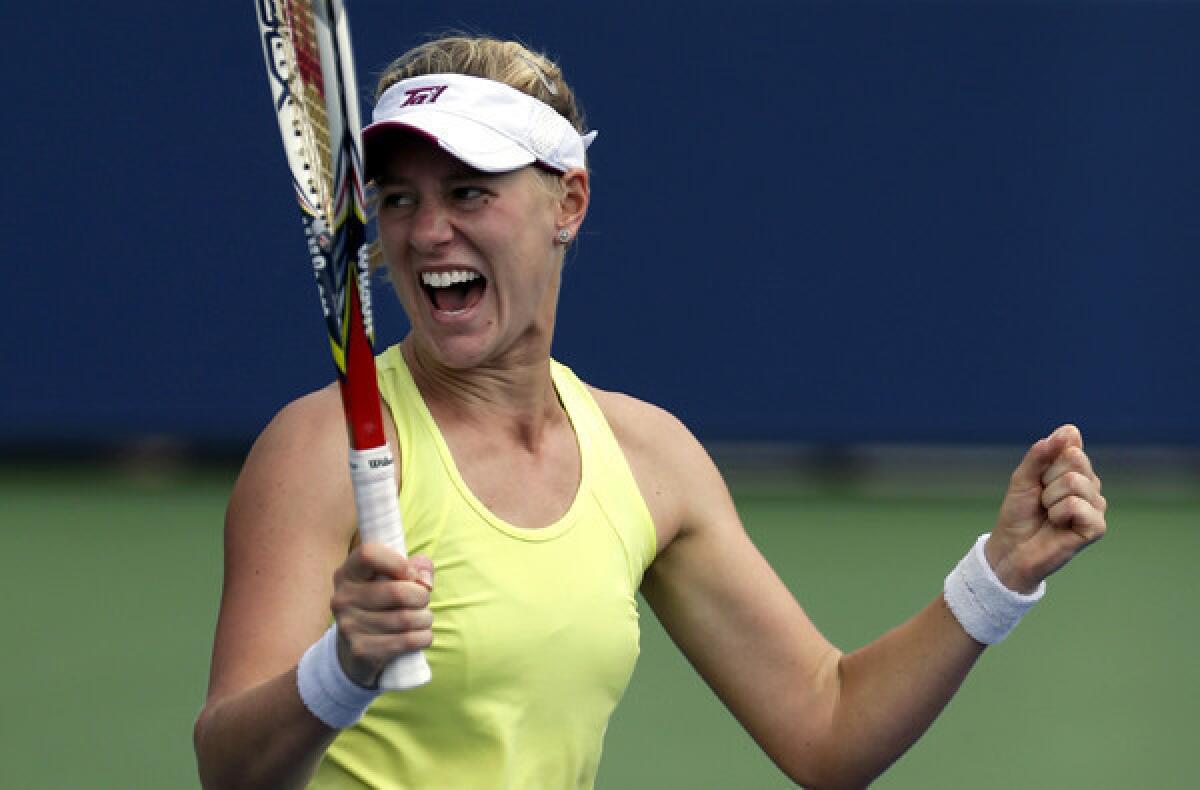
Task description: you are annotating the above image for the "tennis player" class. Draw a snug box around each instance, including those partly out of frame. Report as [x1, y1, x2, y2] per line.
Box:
[194, 36, 1107, 789]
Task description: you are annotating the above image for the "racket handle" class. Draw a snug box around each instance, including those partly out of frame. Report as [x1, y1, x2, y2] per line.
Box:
[348, 447, 433, 691]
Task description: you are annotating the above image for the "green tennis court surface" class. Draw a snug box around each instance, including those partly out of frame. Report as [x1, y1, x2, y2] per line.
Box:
[1, 464, 1194, 788]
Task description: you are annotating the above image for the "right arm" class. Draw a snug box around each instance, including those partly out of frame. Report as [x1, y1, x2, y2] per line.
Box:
[193, 386, 431, 789]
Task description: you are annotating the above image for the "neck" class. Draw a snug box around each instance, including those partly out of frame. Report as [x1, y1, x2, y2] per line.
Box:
[401, 338, 564, 449]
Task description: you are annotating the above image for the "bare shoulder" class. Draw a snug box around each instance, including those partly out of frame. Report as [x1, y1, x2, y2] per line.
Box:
[587, 385, 732, 550]
[229, 385, 352, 528]
[247, 383, 347, 464]
[208, 384, 356, 702]
[232, 383, 402, 543]
[587, 387, 694, 452]
[227, 381, 357, 570]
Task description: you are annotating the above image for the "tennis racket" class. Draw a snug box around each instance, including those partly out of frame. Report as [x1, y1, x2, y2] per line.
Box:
[254, 0, 431, 691]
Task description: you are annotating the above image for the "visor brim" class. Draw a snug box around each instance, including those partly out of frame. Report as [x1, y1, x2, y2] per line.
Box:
[363, 113, 536, 176]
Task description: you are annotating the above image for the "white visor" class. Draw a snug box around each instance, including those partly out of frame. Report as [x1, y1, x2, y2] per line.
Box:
[364, 73, 597, 175]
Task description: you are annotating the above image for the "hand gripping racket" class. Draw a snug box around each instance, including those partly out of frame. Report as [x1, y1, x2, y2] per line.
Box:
[254, 0, 431, 691]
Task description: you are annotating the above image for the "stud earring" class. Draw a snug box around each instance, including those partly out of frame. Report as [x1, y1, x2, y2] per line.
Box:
[556, 228, 572, 244]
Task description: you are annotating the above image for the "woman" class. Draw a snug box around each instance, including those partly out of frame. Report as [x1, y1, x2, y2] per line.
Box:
[194, 36, 1107, 789]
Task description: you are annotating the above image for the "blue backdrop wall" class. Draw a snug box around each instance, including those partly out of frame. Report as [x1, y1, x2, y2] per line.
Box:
[5, 1, 1197, 447]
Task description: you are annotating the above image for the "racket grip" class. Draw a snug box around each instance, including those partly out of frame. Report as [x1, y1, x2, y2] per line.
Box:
[348, 447, 433, 691]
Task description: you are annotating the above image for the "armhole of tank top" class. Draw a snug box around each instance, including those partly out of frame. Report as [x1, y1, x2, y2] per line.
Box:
[551, 361, 659, 576]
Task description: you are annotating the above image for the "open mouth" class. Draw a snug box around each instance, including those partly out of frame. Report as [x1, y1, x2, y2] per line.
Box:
[420, 269, 487, 314]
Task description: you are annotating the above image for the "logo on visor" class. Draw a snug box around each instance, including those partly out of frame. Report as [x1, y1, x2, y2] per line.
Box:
[400, 85, 448, 107]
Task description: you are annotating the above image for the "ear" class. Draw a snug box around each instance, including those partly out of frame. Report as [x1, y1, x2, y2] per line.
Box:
[554, 168, 590, 239]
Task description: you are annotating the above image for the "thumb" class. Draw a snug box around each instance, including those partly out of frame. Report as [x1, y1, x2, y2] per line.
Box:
[406, 555, 435, 591]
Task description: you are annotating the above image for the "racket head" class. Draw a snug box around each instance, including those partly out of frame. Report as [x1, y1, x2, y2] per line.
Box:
[256, 0, 384, 449]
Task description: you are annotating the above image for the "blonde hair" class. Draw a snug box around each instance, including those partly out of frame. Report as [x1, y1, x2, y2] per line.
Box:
[375, 35, 588, 135]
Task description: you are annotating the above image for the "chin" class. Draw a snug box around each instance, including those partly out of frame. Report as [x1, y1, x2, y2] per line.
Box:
[420, 333, 495, 370]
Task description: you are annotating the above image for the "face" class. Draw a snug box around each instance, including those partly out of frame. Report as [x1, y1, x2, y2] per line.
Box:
[373, 133, 586, 370]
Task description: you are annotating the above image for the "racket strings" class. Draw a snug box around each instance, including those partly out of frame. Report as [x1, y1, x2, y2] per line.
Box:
[278, 0, 335, 224]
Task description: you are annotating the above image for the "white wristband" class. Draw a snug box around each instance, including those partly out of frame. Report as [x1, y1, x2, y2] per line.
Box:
[944, 533, 1045, 645]
[297, 625, 380, 730]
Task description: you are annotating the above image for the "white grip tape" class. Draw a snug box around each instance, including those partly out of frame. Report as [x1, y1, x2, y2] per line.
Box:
[944, 533, 1046, 645]
[348, 447, 433, 690]
[348, 446, 408, 553]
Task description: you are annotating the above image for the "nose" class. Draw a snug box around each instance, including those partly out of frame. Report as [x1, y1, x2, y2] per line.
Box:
[409, 197, 453, 252]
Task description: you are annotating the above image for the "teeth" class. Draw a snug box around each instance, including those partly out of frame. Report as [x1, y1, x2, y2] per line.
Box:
[421, 270, 480, 288]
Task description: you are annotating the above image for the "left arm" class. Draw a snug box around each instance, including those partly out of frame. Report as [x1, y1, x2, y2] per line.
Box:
[627, 410, 1105, 788]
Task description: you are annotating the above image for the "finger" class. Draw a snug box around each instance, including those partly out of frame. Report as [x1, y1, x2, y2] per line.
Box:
[340, 605, 434, 638]
[1041, 445, 1100, 488]
[348, 629, 435, 660]
[1041, 470, 1107, 513]
[1045, 496, 1108, 544]
[1009, 431, 1072, 491]
[333, 575, 431, 614]
[1053, 423, 1084, 450]
[339, 629, 435, 686]
[339, 543, 411, 583]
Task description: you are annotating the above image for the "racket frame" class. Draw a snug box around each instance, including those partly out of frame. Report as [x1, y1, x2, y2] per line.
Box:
[255, 0, 431, 691]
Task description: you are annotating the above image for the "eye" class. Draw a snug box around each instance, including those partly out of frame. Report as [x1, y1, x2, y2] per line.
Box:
[379, 189, 416, 210]
[452, 185, 489, 203]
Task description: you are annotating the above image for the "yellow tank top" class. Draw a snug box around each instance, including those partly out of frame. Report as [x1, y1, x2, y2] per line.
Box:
[312, 347, 657, 789]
